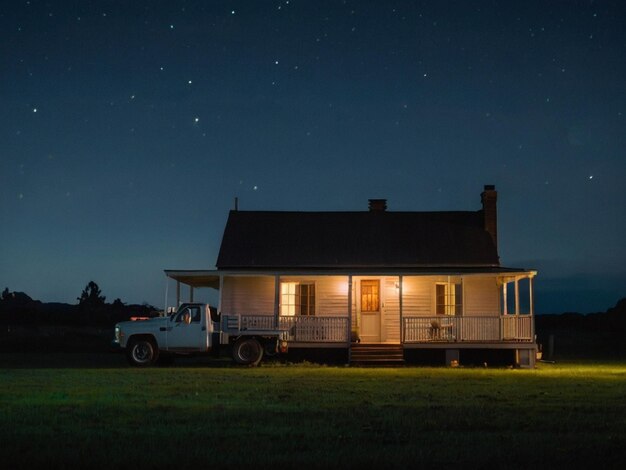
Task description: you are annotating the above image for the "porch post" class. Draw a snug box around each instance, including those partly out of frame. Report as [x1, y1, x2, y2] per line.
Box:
[274, 275, 280, 328]
[460, 276, 465, 342]
[399, 275, 404, 344]
[190, 286, 194, 303]
[529, 276, 535, 340]
[348, 275, 353, 345]
[176, 281, 181, 307]
[529, 276, 534, 316]
[218, 275, 224, 314]
[461, 276, 465, 315]
[514, 278, 520, 315]
[164, 276, 169, 315]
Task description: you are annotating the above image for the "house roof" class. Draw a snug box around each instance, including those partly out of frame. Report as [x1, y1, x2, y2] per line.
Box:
[216, 209, 500, 269]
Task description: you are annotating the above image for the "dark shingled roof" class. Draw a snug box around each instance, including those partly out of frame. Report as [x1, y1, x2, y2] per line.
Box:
[216, 210, 499, 269]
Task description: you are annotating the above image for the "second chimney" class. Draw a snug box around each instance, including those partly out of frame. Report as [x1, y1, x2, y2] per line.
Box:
[368, 199, 387, 212]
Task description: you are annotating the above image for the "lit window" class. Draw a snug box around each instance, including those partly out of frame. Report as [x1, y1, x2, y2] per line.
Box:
[361, 280, 380, 312]
[436, 282, 462, 315]
[280, 282, 316, 316]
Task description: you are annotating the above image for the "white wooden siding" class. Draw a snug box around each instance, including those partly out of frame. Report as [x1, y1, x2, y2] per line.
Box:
[223, 276, 351, 317]
[463, 277, 500, 316]
[401, 276, 499, 317]
[221, 275, 501, 324]
[314, 276, 350, 316]
[221, 276, 275, 315]
[402, 276, 433, 316]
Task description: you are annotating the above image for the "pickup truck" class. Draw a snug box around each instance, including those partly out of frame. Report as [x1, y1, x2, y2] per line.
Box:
[112, 303, 286, 366]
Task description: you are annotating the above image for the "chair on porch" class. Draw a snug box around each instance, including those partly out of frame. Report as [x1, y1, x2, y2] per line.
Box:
[430, 320, 441, 340]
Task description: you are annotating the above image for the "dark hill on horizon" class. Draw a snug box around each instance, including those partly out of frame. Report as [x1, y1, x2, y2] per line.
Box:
[1, 288, 624, 359]
[0, 288, 158, 327]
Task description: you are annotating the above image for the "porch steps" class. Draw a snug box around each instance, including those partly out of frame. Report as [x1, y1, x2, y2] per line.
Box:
[350, 343, 405, 366]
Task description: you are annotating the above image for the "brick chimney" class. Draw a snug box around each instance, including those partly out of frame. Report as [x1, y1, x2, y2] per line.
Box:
[481, 185, 497, 250]
[368, 199, 387, 212]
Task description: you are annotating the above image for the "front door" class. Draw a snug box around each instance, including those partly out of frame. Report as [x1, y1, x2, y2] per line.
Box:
[360, 280, 381, 342]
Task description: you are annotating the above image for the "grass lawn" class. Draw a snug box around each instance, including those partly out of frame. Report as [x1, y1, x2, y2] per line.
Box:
[0, 355, 625, 469]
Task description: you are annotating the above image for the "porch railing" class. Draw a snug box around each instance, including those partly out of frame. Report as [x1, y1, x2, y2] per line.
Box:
[224, 313, 532, 344]
[403, 315, 533, 343]
[279, 315, 350, 343]
[222, 314, 350, 343]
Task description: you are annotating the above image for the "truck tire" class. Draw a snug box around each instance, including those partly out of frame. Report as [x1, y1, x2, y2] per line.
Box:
[126, 337, 159, 367]
[232, 338, 263, 366]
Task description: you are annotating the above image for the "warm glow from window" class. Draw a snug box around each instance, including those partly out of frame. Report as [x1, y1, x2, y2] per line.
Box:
[436, 282, 462, 315]
[361, 280, 380, 312]
[280, 282, 315, 316]
[281, 282, 297, 316]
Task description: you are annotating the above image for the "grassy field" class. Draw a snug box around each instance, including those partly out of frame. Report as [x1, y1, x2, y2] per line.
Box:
[0, 355, 625, 469]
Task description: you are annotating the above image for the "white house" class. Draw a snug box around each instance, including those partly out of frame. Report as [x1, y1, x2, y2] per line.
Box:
[165, 185, 537, 367]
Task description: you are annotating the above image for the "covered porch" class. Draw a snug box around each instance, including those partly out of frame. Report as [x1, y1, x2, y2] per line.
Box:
[164, 269, 536, 348]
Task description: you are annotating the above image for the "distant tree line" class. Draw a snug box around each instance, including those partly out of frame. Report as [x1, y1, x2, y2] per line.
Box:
[536, 298, 626, 332]
[0, 282, 159, 327]
[535, 298, 626, 359]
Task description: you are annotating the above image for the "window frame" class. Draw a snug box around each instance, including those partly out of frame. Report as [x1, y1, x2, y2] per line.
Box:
[280, 281, 316, 316]
[360, 279, 380, 313]
[435, 281, 463, 316]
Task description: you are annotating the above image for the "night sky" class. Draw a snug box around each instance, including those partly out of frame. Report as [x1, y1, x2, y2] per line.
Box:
[2, 1, 625, 313]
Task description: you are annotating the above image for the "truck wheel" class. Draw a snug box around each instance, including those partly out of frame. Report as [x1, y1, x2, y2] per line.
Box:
[232, 338, 263, 366]
[127, 338, 159, 367]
